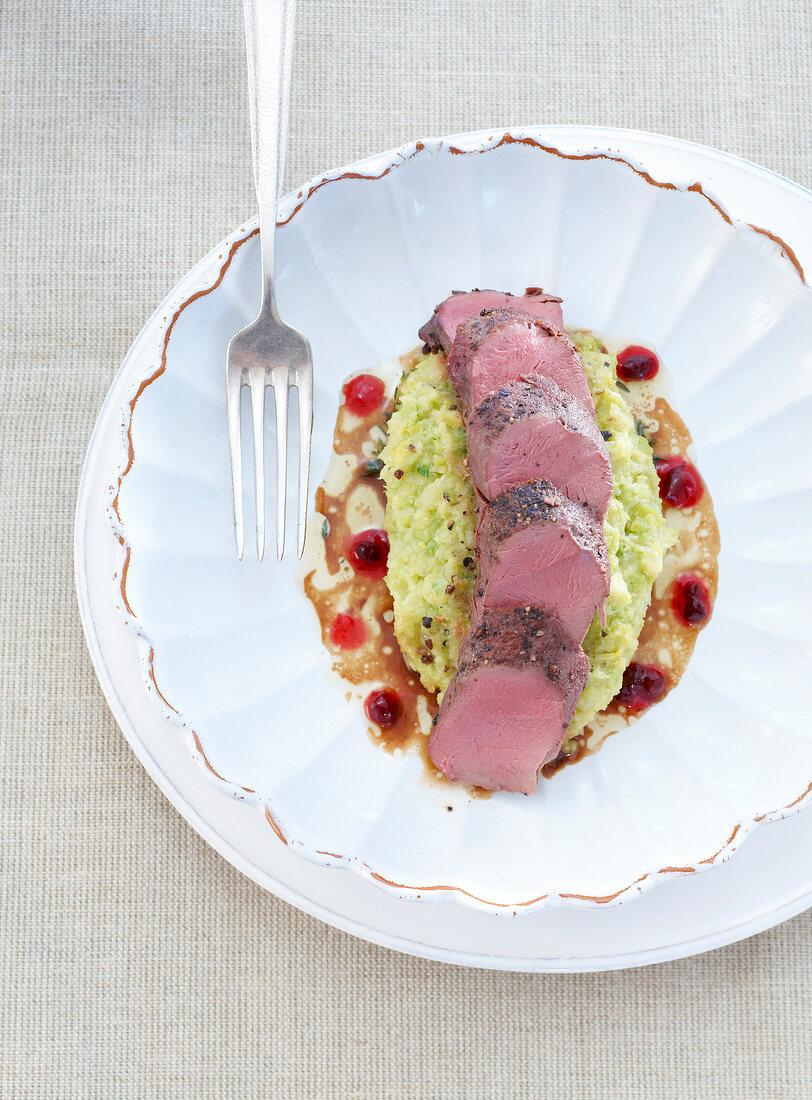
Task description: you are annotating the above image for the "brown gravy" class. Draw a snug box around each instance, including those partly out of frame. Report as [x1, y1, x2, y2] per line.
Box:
[302, 360, 442, 781]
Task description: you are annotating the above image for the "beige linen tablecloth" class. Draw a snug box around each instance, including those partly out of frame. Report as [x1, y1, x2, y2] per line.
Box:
[3, 1, 811, 1096]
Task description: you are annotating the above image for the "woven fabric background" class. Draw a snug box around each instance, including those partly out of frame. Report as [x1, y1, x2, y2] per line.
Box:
[3, 0, 811, 1096]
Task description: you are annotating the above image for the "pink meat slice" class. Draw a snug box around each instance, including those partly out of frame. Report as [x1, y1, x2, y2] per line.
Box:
[475, 481, 610, 643]
[427, 606, 589, 794]
[419, 288, 563, 354]
[466, 377, 612, 517]
[446, 308, 594, 415]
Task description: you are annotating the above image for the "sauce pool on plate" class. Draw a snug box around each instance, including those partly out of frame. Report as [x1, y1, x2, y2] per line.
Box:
[303, 358, 442, 770]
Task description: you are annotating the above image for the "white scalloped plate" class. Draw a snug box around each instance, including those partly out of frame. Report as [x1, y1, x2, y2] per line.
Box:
[105, 127, 812, 913]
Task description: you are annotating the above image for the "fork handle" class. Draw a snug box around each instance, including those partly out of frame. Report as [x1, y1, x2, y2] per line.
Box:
[242, 0, 298, 318]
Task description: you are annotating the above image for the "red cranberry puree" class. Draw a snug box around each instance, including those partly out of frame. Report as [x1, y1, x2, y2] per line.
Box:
[656, 455, 704, 509]
[343, 374, 385, 417]
[365, 688, 403, 729]
[617, 345, 659, 382]
[672, 574, 711, 627]
[328, 613, 366, 650]
[614, 662, 667, 713]
[347, 529, 389, 579]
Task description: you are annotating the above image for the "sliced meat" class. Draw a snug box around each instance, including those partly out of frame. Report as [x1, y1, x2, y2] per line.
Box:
[427, 606, 589, 794]
[475, 481, 609, 642]
[445, 308, 594, 415]
[466, 377, 612, 516]
[419, 288, 563, 354]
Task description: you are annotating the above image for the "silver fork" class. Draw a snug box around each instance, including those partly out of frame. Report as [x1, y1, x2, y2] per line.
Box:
[227, 0, 313, 561]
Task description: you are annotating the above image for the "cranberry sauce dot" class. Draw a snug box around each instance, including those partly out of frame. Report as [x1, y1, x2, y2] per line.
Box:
[616, 345, 659, 382]
[655, 455, 704, 509]
[614, 662, 667, 713]
[342, 374, 385, 417]
[347, 528, 389, 579]
[327, 613, 366, 650]
[671, 574, 712, 627]
[364, 688, 403, 729]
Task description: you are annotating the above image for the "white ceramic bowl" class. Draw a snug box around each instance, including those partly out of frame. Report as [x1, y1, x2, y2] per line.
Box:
[108, 127, 812, 913]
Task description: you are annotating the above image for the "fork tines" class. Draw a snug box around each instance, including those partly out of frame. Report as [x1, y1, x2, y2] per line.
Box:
[226, 330, 313, 562]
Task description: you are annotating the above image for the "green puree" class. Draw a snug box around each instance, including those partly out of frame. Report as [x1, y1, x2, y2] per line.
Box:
[380, 334, 676, 733]
[379, 356, 478, 696]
